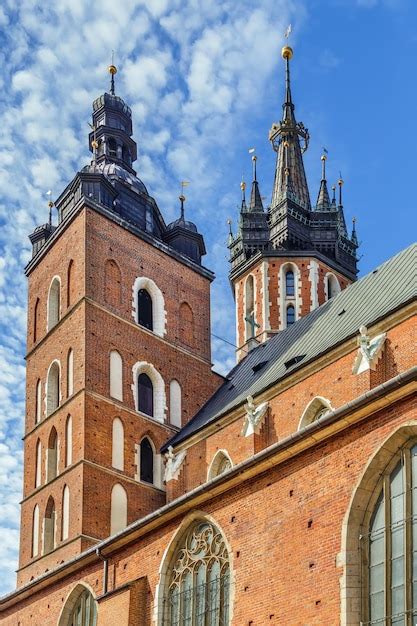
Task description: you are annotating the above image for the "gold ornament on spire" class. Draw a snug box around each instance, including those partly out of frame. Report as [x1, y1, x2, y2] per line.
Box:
[282, 45, 293, 60]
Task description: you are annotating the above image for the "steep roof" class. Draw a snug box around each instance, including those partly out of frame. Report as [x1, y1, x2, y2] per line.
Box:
[163, 243, 417, 451]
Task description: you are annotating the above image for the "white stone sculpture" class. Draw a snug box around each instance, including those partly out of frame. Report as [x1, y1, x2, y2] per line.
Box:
[241, 395, 269, 437]
[164, 445, 187, 482]
[352, 325, 387, 375]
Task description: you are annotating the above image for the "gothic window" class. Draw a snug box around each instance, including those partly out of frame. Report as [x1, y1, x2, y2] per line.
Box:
[208, 451, 233, 481]
[298, 396, 333, 430]
[138, 373, 153, 417]
[140, 437, 154, 484]
[46, 360, 60, 416]
[43, 496, 56, 554]
[109, 350, 123, 401]
[104, 259, 122, 307]
[286, 304, 295, 326]
[285, 270, 295, 297]
[108, 137, 117, 158]
[35, 439, 42, 488]
[64, 587, 98, 626]
[67, 349, 74, 397]
[35, 379, 42, 423]
[47, 277, 61, 331]
[326, 273, 341, 301]
[110, 483, 127, 535]
[47, 427, 58, 482]
[138, 288, 153, 331]
[65, 415, 73, 467]
[62, 485, 70, 541]
[32, 504, 40, 558]
[162, 520, 231, 625]
[169, 380, 182, 428]
[112, 418, 124, 471]
[362, 444, 417, 625]
[244, 275, 255, 340]
[33, 298, 40, 343]
[180, 301, 194, 347]
[67, 260, 74, 307]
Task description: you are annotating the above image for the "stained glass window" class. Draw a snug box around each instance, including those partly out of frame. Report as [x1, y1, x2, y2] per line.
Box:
[68, 588, 97, 626]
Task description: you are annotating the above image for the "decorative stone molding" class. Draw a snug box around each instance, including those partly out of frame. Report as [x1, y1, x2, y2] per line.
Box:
[164, 445, 186, 482]
[298, 396, 333, 430]
[352, 325, 386, 375]
[207, 450, 233, 480]
[132, 276, 166, 337]
[131, 361, 166, 423]
[241, 395, 269, 437]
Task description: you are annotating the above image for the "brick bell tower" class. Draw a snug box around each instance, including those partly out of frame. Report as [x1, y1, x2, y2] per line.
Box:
[18, 64, 221, 586]
[228, 45, 359, 361]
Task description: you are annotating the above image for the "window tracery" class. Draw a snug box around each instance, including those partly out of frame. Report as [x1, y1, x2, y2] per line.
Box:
[66, 588, 97, 626]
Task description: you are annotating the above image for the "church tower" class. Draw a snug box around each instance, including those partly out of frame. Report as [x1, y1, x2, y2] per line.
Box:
[19, 65, 221, 586]
[228, 45, 359, 360]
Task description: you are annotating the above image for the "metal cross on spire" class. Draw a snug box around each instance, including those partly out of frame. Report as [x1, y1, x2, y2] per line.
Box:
[244, 312, 260, 339]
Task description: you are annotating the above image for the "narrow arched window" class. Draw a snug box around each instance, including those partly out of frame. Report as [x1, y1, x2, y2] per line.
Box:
[108, 137, 117, 158]
[46, 361, 60, 416]
[32, 504, 39, 558]
[62, 485, 70, 541]
[179, 301, 194, 346]
[35, 379, 42, 424]
[285, 270, 295, 297]
[66, 588, 98, 626]
[35, 439, 42, 488]
[137, 288, 153, 331]
[286, 304, 295, 326]
[47, 427, 58, 482]
[112, 418, 124, 471]
[110, 483, 127, 535]
[43, 496, 56, 554]
[162, 520, 231, 625]
[47, 277, 61, 331]
[169, 380, 182, 428]
[67, 349, 74, 397]
[109, 350, 123, 401]
[65, 415, 73, 467]
[67, 260, 74, 307]
[104, 259, 122, 307]
[140, 438, 154, 484]
[363, 445, 417, 624]
[138, 373, 153, 417]
[326, 274, 340, 300]
[33, 298, 40, 343]
[244, 275, 255, 340]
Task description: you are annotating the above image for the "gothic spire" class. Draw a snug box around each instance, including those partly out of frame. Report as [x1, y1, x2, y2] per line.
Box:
[249, 155, 264, 211]
[269, 46, 311, 210]
[240, 179, 247, 211]
[351, 217, 358, 245]
[316, 151, 331, 210]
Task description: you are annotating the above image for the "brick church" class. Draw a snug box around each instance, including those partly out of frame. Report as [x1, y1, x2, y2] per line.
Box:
[0, 43, 416, 626]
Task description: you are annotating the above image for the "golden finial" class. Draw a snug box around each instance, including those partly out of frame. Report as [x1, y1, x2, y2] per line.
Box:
[108, 51, 117, 95]
[240, 181, 246, 191]
[108, 64, 117, 75]
[321, 154, 327, 161]
[282, 46, 293, 60]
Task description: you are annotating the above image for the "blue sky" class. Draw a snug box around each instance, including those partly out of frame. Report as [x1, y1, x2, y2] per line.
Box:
[0, 0, 416, 595]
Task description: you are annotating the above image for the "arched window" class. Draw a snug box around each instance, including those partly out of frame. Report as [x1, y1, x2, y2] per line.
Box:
[47, 277, 61, 331]
[169, 380, 182, 428]
[67, 349, 74, 397]
[244, 275, 255, 340]
[35, 439, 42, 488]
[179, 301, 195, 347]
[35, 379, 42, 424]
[65, 415, 72, 467]
[137, 288, 153, 331]
[285, 270, 295, 297]
[62, 485, 70, 541]
[46, 360, 60, 416]
[112, 418, 124, 471]
[63, 587, 98, 626]
[104, 259, 122, 307]
[298, 396, 333, 430]
[109, 350, 123, 401]
[138, 373, 153, 417]
[326, 273, 341, 300]
[161, 520, 231, 625]
[110, 483, 127, 535]
[67, 260, 74, 307]
[208, 450, 233, 481]
[32, 504, 40, 558]
[43, 496, 56, 554]
[33, 298, 40, 343]
[362, 444, 417, 625]
[108, 137, 117, 158]
[286, 304, 295, 326]
[47, 427, 58, 482]
[140, 437, 154, 484]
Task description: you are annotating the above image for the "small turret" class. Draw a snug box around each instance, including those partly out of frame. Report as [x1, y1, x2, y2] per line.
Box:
[316, 151, 331, 210]
[164, 190, 206, 265]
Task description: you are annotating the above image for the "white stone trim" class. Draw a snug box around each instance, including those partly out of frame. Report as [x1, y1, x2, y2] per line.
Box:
[132, 276, 166, 337]
[109, 350, 123, 401]
[46, 275, 61, 332]
[45, 359, 61, 417]
[67, 349, 74, 397]
[244, 273, 256, 341]
[207, 449, 233, 481]
[324, 271, 341, 301]
[112, 417, 124, 471]
[279, 262, 301, 330]
[234, 281, 240, 351]
[110, 483, 128, 535]
[65, 415, 72, 467]
[134, 436, 165, 490]
[32, 504, 40, 557]
[308, 259, 319, 311]
[261, 261, 270, 332]
[298, 396, 333, 430]
[57, 583, 97, 626]
[62, 485, 70, 541]
[169, 379, 182, 428]
[131, 361, 166, 423]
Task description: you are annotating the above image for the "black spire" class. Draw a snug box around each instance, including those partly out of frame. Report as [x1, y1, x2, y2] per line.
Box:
[316, 152, 331, 210]
[240, 179, 247, 211]
[249, 155, 264, 211]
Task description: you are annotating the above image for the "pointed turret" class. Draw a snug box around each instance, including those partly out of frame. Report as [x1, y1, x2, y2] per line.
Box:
[249, 155, 264, 211]
[316, 152, 331, 210]
[351, 217, 358, 246]
[269, 46, 311, 211]
[240, 179, 247, 211]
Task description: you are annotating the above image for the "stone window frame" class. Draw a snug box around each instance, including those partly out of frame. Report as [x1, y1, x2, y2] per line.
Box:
[298, 396, 333, 430]
[207, 450, 233, 481]
[169, 379, 182, 428]
[111, 417, 124, 471]
[153, 512, 235, 625]
[339, 422, 417, 626]
[132, 276, 166, 338]
[244, 273, 256, 342]
[46, 275, 61, 332]
[61, 484, 70, 542]
[32, 503, 40, 558]
[131, 361, 167, 424]
[110, 482, 128, 536]
[279, 262, 301, 330]
[324, 271, 341, 301]
[45, 359, 61, 417]
[57, 583, 98, 626]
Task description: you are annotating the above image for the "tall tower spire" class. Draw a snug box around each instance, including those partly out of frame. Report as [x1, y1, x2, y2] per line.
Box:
[316, 150, 331, 210]
[269, 45, 311, 211]
[249, 154, 264, 211]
